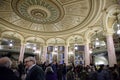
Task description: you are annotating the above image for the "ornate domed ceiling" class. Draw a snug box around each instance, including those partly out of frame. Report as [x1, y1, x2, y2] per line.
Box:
[0, 0, 104, 36]
[0, 0, 118, 45]
[11, 0, 64, 24]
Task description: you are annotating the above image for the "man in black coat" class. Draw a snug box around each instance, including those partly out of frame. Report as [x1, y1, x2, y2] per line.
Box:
[24, 56, 45, 80]
[18, 61, 25, 79]
[0, 57, 19, 80]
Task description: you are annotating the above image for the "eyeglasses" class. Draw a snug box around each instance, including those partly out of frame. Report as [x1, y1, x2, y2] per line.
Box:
[25, 60, 31, 63]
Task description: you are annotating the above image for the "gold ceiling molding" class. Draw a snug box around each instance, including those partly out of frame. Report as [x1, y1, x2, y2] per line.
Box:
[0, 0, 119, 47]
[66, 35, 84, 45]
[1, 31, 24, 42]
[11, 0, 64, 24]
[46, 38, 65, 45]
[0, 0, 104, 36]
[0, 0, 112, 46]
[25, 37, 45, 44]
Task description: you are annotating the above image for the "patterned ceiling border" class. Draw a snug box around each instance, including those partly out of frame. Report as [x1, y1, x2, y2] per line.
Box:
[11, 0, 64, 24]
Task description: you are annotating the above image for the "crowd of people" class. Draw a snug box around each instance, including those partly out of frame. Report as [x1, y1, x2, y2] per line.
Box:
[0, 56, 120, 80]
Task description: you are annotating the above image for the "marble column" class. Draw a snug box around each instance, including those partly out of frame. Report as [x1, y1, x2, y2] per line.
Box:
[0, 33, 1, 43]
[0, 37, 2, 49]
[38, 46, 42, 61]
[0, 37, 2, 45]
[106, 33, 117, 67]
[18, 41, 26, 62]
[35, 46, 41, 62]
[84, 42, 90, 66]
[64, 44, 68, 65]
[41, 45, 47, 63]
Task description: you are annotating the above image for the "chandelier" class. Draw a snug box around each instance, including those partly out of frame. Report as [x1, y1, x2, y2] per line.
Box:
[54, 38, 58, 51]
[9, 40, 13, 47]
[94, 30, 100, 48]
[74, 37, 78, 50]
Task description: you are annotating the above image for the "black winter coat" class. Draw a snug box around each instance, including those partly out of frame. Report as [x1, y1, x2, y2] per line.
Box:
[0, 66, 19, 80]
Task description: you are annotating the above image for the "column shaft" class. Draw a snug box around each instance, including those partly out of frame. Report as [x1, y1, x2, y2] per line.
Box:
[64, 45, 68, 65]
[106, 35, 117, 67]
[18, 43, 25, 62]
[84, 43, 90, 66]
[41, 45, 47, 63]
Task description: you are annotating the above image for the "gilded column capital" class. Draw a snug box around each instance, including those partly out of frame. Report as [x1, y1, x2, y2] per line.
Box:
[21, 40, 26, 45]
[84, 39, 90, 45]
[64, 41, 69, 46]
[104, 28, 115, 36]
[43, 42, 48, 47]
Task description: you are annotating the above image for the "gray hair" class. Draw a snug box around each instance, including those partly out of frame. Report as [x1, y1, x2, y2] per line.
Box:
[45, 66, 54, 73]
[0, 57, 12, 68]
[25, 56, 36, 64]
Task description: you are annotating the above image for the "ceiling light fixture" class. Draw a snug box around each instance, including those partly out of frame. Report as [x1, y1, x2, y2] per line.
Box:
[54, 38, 58, 51]
[95, 30, 100, 48]
[33, 46, 36, 50]
[9, 40, 13, 47]
[33, 37, 37, 52]
[74, 37, 78, 50]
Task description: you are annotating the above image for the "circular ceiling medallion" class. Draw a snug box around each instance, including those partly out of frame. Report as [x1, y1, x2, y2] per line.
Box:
[31, 9, 47, 19]
[11, 0, 64, 24]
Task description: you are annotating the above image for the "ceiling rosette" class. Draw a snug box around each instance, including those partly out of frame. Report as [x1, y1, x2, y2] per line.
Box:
[0, 0, 104, 36]
[11, 0, 64, 24]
